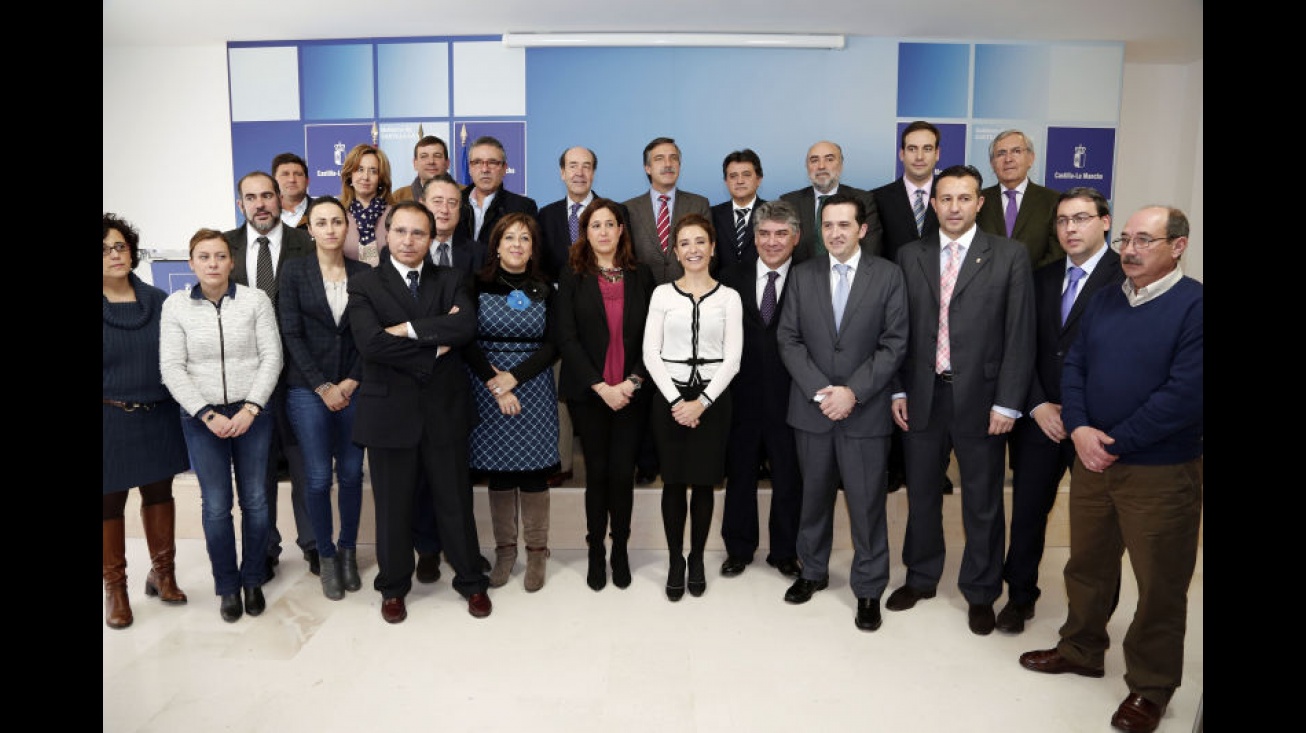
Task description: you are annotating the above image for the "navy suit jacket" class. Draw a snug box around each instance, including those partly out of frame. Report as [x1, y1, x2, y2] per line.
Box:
[710, 198, 765, 274]
[870, 177, 939, 264]
[719, 259, 793, 425]
[276, 255, 371, 391]
[536, 194, 626, 283]
[457, 185, 539, 250]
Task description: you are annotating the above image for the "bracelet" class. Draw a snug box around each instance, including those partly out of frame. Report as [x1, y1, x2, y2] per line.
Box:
[699, 394, 714, 408]
[315, 382, 334, 396]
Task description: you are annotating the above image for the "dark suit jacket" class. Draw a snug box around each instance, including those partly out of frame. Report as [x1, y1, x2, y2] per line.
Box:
[223, 223, 315, 308]
[893, 229, 1036, 436]
[1024, 248, 1124, 412]
[621, 189, 711, 284]
[871, 177, 939, 264]
[710, 198, 766, 274]
[780, 184, 883, 263]
[537, 194, 627, 283]
[457, 185, 539, 250]
[380, 231, 483, 282]
[554, 264, 657, 401]
[976, 180, 1064, 269]
[346, 257, 478, 448]
[777, 252, 909, 438]
[276, 255, 371, 391]
[719, 259, 793, 425]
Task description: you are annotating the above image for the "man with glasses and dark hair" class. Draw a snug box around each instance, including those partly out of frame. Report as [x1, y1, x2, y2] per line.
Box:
[1019, 206, 1201, 733]
[457, 135, 538, 248]
[976, 129, 1063, 269]
[998, 187, 1124, 634]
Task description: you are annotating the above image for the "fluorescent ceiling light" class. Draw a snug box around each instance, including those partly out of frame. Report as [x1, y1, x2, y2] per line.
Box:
[502, 33, 844, 50]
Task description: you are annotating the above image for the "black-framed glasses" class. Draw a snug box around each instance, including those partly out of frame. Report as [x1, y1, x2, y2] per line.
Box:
[1055, 213, 1101, 228]
[103, 242, 130, 256]
[1111, 235, 1173, 252]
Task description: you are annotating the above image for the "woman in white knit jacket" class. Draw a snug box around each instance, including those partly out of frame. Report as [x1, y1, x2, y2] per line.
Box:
[160, 228, 282, 624]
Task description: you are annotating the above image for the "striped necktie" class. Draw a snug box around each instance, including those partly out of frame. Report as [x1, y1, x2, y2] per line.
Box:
[735, 207, 750, 259]
[913, 189, 927, 235]
[656, 194, 670, 253]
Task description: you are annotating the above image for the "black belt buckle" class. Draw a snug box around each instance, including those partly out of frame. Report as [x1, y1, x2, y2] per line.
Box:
[936, 370, 954, 383]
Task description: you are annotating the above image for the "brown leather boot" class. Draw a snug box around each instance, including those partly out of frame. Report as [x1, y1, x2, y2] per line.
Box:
[141, 499, 188, 604]
[103, 518, 133, 629]
[488, 489, 518, 588]
[520, 490, 550, 592]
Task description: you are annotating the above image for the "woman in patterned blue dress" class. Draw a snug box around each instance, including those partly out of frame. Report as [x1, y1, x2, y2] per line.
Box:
[465, 212, 560, 592]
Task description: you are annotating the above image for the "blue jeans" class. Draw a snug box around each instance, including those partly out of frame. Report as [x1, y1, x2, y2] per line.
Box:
[180, 403, 273, 595]
[285, 387, 365, 558]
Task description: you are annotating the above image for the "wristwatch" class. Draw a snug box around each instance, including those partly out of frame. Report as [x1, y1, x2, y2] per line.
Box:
[243, 402, 261, 417]
[627, 374, 644, 390]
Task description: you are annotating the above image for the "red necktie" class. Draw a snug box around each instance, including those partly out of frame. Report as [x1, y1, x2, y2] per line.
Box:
[656, 194, 670, 253]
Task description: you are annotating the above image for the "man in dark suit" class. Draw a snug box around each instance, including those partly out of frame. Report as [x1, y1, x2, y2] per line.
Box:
[223, 170, 318, 580]
[710, 149, 765, 275]
[780, 140, 883, 263]
[717, 200, 802, 580]
[346, 201, 491, 623]
[776, 193, 909, 633]
[976, 129, 1063, 269]
[997, 187, 1124, 633]
[888, 164, 1035, 636]
[457, 135, 538, 249]
[871, 121, 947, 496]
[622, 136, 711, 285]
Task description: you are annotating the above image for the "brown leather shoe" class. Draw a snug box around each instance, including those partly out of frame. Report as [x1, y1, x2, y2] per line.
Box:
[1018, 648, 1105, 678]
[468, 592, 492, 618]
[381, 596, 407, 624]
[1110, 693, 1166, 732]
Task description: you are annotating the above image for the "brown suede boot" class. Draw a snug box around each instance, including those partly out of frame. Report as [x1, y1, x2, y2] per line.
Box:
[103, 518, 133, 629]
[141, 500, 188, 604]
[488, 489, 519, 588]
[520, 491, 551, 592]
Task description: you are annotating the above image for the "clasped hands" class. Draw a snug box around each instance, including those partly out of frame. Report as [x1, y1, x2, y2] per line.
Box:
[486, 367, 521, 416]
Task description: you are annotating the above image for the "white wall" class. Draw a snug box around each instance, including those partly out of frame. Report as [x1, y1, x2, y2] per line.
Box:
[104, 45, 1203, 284]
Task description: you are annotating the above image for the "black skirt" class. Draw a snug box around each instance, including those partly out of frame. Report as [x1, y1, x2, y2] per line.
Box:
[649, 385, 732, 486]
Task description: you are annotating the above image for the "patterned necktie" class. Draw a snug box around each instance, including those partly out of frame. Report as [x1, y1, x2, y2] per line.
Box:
[936, 242, 962, 372]
[568, 202, 581, 244]
[1061, 265, 1085, 325]
[656, 194, 671, 253]
[255, 236, 275, 298]
[913, 189, 927, 236]
[735, 207, 750, 259]
[1004, 190, 1019, 237]
[759, 270, 779, 326]
[407, 270, 420, 300]
[832, 263, 850, 334]
[437, 242, 451, 268]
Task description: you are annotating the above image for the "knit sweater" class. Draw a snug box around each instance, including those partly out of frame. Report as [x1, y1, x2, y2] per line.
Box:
[1061, 276, 1202, 465]
[159, 281, 283, 416]
[103, 273, 174, 403]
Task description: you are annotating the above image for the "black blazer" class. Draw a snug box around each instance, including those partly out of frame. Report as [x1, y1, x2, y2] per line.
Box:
[779, 184, 883, 263]
[870, 177, 939, 264]
[710, 198, 766, 274]
[277, 255, 371, 391]
[536, 194, 627, 283]
[718, 260, 792, 424]
[346, 257, 478, 448]
[223, 223, 315, 308]
[457, 185, 539, 250]
[554, 263, 657, 401]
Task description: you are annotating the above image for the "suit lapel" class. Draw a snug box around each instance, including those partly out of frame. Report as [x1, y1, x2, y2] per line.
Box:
[953, 232, 992, 297]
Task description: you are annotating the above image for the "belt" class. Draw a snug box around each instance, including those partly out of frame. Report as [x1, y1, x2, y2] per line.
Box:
[935, 370, 954, 383]
[103, 398, 158, 412]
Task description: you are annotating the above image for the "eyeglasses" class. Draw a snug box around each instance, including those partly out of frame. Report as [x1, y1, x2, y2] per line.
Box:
[469, 159, 504, 169]
[1111, 235, 1173, 252]
[991, 146, 1027, 159]
[1055, 213, 1101, 228]
[103, 242, 130, 257]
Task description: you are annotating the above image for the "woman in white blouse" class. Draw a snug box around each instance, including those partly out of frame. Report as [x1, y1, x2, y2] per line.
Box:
[642, 213, 743, 601]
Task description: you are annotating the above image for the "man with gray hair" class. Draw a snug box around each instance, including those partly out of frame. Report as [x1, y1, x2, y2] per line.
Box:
[456, 135, 538, 248]
[781, 140, 882, 263]
[976, 129, 1062, 268]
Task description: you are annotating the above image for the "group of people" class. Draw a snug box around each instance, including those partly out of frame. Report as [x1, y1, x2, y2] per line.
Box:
[105, 123, 1201, 733]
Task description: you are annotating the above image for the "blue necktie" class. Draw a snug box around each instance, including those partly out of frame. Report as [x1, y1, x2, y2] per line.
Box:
[568, 202, 581, 244]
[407, 270, 420, 300]
[1061, 266, 1085, 325]
[759, 270, 778, 326]
[832, 263, 850, 333]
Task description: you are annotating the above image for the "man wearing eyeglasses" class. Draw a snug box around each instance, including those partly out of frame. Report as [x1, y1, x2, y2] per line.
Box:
[457, 135, 539, 249]
[976, 129, 1063, 269]
[998, 187, 1124, 635]
[1019, 206, 1202, 733]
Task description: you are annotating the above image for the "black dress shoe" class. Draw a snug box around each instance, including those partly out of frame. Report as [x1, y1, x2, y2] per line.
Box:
[968, 603, 996, 635]
[687, 554, 706, 597]
[243, 585, 266, 616]
[666, 556, 686, 602]
[783, 576, 829, 604]
[767, 557, 802, 578]
[1018, 648, 1105, 677]
[720, 556, 749, 577]
[381, 596, 407, 624]
[855, 597, 882, 631]
[304, 548, 321, 576]
[219, 593, 243, 623]
[415, 553, 442, 584]
[885, 584, 936, 611]
[996, 601, 1035, 633]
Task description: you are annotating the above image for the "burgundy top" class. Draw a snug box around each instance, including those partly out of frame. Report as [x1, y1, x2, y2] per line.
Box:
[599, 277, 625, 385]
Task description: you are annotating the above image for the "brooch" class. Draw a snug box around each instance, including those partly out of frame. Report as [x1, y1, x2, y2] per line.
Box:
[506, 290, 530, 311]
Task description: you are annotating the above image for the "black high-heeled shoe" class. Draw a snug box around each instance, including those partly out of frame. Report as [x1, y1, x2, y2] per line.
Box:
[219, 593, 243, 623]
[687, 553, 706, 597]
[665, 555, 686, 602]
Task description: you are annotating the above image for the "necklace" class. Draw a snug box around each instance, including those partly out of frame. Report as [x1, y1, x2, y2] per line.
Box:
[598, 265, 624, 283]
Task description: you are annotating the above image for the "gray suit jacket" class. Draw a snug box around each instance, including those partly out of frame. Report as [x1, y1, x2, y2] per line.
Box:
[777, 251, 908, 438]
[621, 188, 710, 284]
[779, 184, 883, 264]
[223, 222, 315, 308]
[892, 228, 1036, 436]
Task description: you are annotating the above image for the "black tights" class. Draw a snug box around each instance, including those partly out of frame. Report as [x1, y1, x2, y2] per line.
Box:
[661, 483, 714, 557]
[103, 478, 175, 521]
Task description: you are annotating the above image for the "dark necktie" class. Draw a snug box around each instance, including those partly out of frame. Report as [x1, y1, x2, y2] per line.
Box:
[656, 194, 671, 253]
[437, 242, 451, 268]
[407, 270, 420, 300]
[568, 202, 581, 244]
[913, 189, 927, 236]
[759, 270, 779, 326]
[255, 236, 276, 299]
[815, 195, 831, 255]
[735, 207, 750, 259]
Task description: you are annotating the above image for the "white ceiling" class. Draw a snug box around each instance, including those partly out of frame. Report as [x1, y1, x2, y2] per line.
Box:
[103, 0, 1203, 64]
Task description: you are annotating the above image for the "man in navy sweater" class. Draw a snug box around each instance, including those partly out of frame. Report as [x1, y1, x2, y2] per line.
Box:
[1018, 205, 1202, 733]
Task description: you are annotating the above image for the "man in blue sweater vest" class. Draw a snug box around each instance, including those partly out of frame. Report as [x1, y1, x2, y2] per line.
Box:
[1017, 205, 1202, 733]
